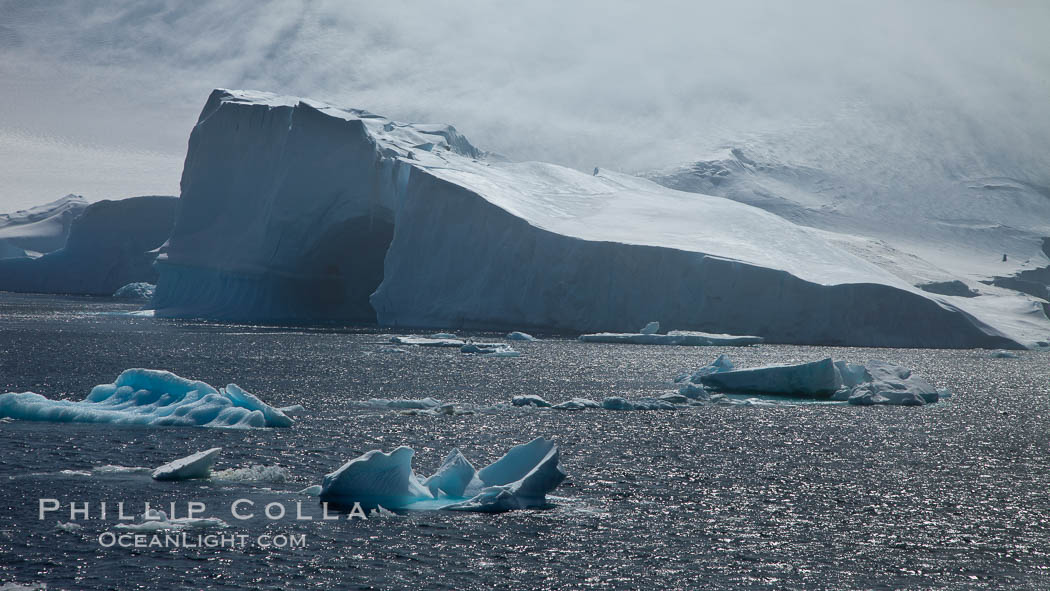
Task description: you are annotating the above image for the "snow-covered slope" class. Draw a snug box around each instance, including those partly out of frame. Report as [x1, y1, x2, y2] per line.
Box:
[644, 146, 1050, 347]
[153, 89, 1033, 348]
[0, 194, 88, 258]
[0, 195, 177, 295]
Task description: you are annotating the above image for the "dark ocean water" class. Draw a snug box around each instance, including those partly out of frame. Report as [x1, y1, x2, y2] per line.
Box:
[0, 292, 1048, 590]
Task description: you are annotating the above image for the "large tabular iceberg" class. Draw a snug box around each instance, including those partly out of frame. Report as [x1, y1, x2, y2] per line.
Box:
[694, 356, 943, 406]
[149, 89, 1028, 348]
[318, 437, 566, 512]
[0, 196, 177, 295]
[0, 369, 293, 428]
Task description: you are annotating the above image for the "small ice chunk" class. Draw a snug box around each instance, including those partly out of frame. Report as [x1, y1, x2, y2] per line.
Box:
[390, 335, 465, 347]
[55, 521, 82, 532]
[431, 332, 458, 339]
[362, 397, 443, 410]
[506, 331, 536, 341]
[116, 509, 227, 531]
[658, 392, 689, 404]
[152, 447, 222, 481]
[298, 485, 322, 496]
[989, 350, 1019, 359]
[552, 398, 600, 410]
[639, 321, 660, 335]
[512, 394, 552, 408]
[212, 464, 290, 483]
[579, 331, 762, 346]
[379, 346, 408, 353]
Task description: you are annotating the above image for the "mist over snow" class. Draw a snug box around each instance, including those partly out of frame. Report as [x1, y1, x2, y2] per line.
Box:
[0, 0, 1047, 209]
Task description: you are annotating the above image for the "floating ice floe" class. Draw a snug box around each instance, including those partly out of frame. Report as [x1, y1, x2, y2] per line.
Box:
[0, 369, 293, 428]
[152, 448, 222, 481]
[694, 356, 944, 406]
[361, 397, 443, 410]
[553, 398, 600, 410]
[317, 437, 565, 512]
[506, 331, 536, 341]
[116, 509, 227, 532]
[989, 349, 1020, 359]
[212, 464, 291, 483]
[55, 522, 82, 533]
[389, 335, 465, 347]
[578, 330, 763, 346]
[512, 394, 552, 408]
[513, 394, 684, 411]
[378, 346, 408, 353]
[112, 282, 155, 301]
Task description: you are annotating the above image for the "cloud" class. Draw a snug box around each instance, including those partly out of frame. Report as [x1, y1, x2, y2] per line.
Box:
[1, 0, 1047, 208]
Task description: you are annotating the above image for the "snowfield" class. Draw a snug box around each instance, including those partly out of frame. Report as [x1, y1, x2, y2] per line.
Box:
[129, 89, 1045, 348]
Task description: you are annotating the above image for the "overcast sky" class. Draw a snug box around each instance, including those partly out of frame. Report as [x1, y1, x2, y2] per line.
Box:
[1, 0, 1047, 210]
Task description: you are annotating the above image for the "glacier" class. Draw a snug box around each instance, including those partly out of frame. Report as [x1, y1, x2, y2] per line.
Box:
[318, 437, 566, 512]
[148, 89, 1034, 349]
[0, 196, 177, 295]
[0, 369, 293, 428]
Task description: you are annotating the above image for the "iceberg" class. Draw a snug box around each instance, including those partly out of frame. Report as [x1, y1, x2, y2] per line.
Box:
[360, 397, 443, 410]
[511, 394, 552, 408]
[151, 448, 222, 481]
[506, 331, 537, 341]
[0, 196, 177, 295]
[0, 369, 293, 428]
[0, 194, 87, 258]
[836, 361, 940, 406]
[212, 464, 290, 483]
[639, 321, 660, 335]
[390, 336, 465, 347]
[150, 89, 1026, 349]
[552, 398, 600, 410]
[317, 438, 566, 512]
[695, 355, 943, 406]
[578, 331, 764, 346]
[700, 357, 842, 396]
[421, 449, 476, 497]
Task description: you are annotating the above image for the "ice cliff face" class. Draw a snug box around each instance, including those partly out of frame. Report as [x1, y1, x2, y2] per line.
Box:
[153, 89, 1031, 348]
[0, 195, 177, 295]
